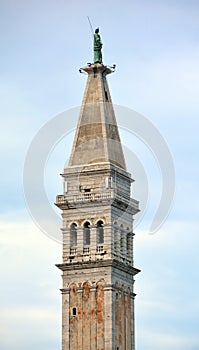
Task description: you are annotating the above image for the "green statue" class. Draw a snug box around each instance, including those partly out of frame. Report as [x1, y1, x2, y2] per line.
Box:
[94, 28, 103, 63]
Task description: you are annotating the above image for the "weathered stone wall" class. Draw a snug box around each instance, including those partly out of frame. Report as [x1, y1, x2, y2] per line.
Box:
[59, 261, 137, 350]
[62, 279, 107, 350]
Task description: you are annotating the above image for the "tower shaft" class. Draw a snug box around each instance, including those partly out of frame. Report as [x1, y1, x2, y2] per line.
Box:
[56, 63, 140, 350]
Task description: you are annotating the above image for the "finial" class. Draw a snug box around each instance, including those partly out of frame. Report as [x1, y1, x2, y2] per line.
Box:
[93, 28, 103, 64]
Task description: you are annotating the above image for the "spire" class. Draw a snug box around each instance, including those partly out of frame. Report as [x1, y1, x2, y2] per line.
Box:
[68, 63, 126, 170]
[56, 47, 140, 350]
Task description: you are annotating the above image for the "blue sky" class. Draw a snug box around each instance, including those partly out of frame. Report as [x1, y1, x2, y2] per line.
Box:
[1, 0, 199, 349]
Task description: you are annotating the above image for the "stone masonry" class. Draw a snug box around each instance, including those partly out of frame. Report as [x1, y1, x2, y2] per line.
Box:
[56, 63, 140, 350]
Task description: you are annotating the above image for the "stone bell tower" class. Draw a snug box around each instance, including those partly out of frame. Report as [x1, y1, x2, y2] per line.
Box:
[56, 61, 140, 350]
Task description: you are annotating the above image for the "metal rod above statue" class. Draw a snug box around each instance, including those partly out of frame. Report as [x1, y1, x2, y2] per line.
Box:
[87, 17, 103, 64]
[93, 28, 103, 64]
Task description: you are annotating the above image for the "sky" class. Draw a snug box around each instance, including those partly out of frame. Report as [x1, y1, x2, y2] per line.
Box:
[0, 0, 199, 349]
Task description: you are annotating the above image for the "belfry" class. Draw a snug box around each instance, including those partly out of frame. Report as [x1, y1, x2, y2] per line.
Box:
[56, 30, 140, 350]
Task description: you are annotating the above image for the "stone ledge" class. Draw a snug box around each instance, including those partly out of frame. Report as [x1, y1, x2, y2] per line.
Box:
[56, 258, 140, 276]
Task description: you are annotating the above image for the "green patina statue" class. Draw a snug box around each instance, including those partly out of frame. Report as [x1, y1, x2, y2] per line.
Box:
[94, 28, 103, 63]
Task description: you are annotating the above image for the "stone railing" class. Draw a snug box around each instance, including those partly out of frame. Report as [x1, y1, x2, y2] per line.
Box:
[56, 190, 113, 205]
[96, 245, 104, 253]
[69, 247, 77, 256]
[56, 190, 139, 210]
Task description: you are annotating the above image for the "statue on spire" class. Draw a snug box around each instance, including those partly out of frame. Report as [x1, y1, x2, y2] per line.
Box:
[93, 28, 103, 64]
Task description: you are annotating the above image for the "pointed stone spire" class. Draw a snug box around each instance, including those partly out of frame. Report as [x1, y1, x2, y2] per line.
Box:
[68, 63, 126, 170]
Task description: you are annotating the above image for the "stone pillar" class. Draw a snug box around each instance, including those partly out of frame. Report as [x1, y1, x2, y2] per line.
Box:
[82, 282, 91, 349]
[62, 289, 70, 350]
[131, 293, 135, 350]
[77, 288, 83, 350]
[77, 228, 83, 258]
[96, 281, 105, 350]
[120, 230, 125, 257]
[90, 226, 97, 259]
[104, 285, 114, 350]
[63, 228, 70, 263]
[104, 225, 112, 259]
[127, 232, 134, 263]
[123, 231, 127, 257]
[114, 228, 119, 256]
[90, 286, 97, 349]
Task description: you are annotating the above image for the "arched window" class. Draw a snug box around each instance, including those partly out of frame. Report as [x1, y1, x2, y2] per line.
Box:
[83, 221, 90, 246]
[70, 223, 77, 247]
[96, 220, 104, 244]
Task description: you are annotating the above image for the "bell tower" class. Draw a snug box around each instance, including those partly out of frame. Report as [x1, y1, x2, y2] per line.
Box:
[56, 62, 140, 350]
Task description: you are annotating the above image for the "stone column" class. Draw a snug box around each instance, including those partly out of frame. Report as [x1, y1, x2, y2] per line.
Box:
[62, 228, 70, 263]
[123, 231, 127, 257]
[114, 228, 119, 257]
[131, 293, 135, 350]
[104, 285, 114, 350]
[76, 228, 83, 259]
[120, 230, 125, 257]
[104, 225, 112, 259]
[90, 226, 97, 259]
[62, 289, 70, 350]
[77, 288, 83, 350]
